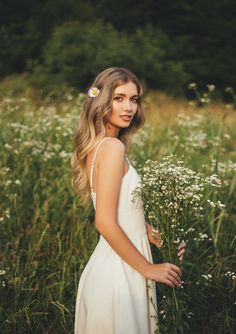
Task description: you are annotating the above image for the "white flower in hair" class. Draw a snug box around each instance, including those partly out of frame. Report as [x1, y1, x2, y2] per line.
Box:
[88, 87, 100, 98]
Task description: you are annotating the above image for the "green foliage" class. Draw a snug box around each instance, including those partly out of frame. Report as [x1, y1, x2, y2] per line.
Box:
[38, 20, 134, 89]
[0, 0, 236, 93]
[30, 21, 188, 95]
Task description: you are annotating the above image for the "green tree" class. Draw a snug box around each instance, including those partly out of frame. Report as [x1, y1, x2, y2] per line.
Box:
[31, 20, 188, 94]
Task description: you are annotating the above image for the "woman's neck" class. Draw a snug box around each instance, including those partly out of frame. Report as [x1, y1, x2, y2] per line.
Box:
[105, 124, 120, 138]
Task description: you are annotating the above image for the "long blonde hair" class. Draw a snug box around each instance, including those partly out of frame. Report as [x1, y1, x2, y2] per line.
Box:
[71, 67, 145, 204]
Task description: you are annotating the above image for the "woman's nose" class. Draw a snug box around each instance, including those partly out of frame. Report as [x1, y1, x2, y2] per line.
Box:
[124, 100, 132, 111]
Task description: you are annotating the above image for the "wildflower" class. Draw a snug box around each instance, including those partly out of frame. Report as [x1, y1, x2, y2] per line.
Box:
[5, 180, 12, 186]
[186, 311, 194, 319]
[198, 233, 211, 241]
[205, 174, 222, 187]
[223, 134, 230, 140]
[225, 271, 236, 280]
[200, 97, 210, 104]
[206, 84, 215, 92]
[188, 83, 197, 90]
[4, 143, 12, 149]
[201, 274, 212, 281]
[225, 87, 233, 93]
[88, 87, 100, 98]
[5, 209, 10, 219]
[59, 150, 70, 159]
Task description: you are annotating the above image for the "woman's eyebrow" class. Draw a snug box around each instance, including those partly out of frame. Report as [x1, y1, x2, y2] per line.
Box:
[114, 93, 139, 98]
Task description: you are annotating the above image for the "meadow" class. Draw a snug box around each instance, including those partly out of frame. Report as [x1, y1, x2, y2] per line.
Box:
[0, 87, 235, 333]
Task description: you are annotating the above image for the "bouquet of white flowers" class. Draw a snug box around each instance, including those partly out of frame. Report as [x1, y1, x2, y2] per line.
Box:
[132, 154, 222, 332]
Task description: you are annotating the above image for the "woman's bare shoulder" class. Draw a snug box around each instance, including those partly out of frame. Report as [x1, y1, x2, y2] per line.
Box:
[99, 137, 125, 157]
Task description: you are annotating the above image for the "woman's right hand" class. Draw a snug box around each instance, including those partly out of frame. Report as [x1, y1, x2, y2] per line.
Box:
[144, 263, 182, 288]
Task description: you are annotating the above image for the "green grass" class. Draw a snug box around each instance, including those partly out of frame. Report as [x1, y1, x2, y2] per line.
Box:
[0, 90, 235, 333]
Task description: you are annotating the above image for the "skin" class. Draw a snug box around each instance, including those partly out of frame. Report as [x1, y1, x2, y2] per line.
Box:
[105, 81, 139, 138]
[86, 81, 186, 287]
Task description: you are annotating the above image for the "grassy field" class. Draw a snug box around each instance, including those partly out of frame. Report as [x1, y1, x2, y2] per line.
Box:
[0, 88, 235, 333]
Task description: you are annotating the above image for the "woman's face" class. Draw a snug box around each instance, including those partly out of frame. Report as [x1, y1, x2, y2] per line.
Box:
[105, 81, 139, 137]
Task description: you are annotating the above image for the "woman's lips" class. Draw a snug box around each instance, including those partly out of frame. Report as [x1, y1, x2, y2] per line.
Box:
[120, 115, 132, 121]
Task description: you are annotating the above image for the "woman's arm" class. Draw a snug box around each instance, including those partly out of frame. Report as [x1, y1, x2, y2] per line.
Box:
[95, 138, 182, 287]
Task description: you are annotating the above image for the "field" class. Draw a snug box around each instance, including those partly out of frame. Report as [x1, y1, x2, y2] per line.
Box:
[0, 89, 235, 333]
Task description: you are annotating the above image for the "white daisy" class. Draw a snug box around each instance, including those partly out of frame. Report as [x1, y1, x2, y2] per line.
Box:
[88, 87, 100, 98]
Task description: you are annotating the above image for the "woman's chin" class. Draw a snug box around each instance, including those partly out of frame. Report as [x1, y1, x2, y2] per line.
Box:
[119, 122, 132, 128]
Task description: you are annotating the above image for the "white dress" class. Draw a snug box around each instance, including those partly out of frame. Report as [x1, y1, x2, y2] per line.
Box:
[74, 137, 159, 334]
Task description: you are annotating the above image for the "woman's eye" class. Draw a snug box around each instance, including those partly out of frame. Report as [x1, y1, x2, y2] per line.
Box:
[114, 97, 122, 102]
[114, 97, 138, 103]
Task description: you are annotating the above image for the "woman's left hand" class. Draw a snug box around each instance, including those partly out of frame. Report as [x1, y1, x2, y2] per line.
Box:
[146, 223, 163, 249]
[177, 241, 186, 262]
[146, 223, 187, 260]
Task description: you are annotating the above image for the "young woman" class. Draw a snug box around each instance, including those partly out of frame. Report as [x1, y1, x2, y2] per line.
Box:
[71, 67, 185, 334]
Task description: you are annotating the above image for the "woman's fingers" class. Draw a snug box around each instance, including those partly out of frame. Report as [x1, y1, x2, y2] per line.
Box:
[147, 263, 182, 288]
[165, 264, 182, 287]
[169, 268, 181, 284]
[177, 248, 185, 257]
[164, 278, 175, 288]
[178, 248, 185, 254]
[168, 274, 181, 287]
[178, 241, 186, 250]
[170, 263, 182, 276]
[154, 239, 163, 249]
[177, 241, 186, 261]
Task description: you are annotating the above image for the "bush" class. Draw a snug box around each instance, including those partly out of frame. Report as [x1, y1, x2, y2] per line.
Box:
[30, 20, 189, 95]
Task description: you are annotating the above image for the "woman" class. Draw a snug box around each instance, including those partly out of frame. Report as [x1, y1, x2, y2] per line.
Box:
[71, 67, 185, 334]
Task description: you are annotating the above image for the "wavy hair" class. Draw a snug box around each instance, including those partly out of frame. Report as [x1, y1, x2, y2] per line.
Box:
[71, 67, 145, 204]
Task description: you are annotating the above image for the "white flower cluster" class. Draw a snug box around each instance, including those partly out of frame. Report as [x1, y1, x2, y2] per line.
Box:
[205, 174, 222, 187]
[193, 232, 212, 242]
[206, 199, 225, 209]
[174, 112, 225, 153]
[186, 311, 194, 319]
[176, 113, 205, 129]
[0, 269, 6, 288]
[225, 271, 236, 280]
[207, 160, 236, 179]
[3, 103, 77, 163]
[132, 154, 224, 264]
[201, 273, 213, 281]
[159, 309, 167, 320]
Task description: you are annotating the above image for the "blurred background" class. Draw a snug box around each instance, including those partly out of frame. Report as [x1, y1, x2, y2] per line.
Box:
[0, 0, 236, 96]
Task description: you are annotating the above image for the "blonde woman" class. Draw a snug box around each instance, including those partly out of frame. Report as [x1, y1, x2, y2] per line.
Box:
[71, 67, 185, 334]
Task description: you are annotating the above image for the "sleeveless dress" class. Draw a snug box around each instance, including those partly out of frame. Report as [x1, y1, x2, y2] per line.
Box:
[74, 137, 159, 334]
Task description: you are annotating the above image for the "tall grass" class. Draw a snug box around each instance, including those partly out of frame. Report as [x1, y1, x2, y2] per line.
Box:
[0, 90, 235, 333]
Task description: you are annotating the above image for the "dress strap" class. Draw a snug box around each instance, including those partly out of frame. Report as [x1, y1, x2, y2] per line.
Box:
[89, 137, 110, 192]
[125, 154, 130, 165]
